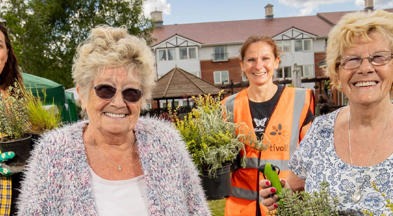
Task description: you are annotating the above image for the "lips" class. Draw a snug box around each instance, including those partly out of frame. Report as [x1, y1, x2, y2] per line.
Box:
[352, 81, 379, 87]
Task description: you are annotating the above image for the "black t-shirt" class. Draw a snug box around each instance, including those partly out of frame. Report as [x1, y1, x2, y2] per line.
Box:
[249, 85, 313, 140]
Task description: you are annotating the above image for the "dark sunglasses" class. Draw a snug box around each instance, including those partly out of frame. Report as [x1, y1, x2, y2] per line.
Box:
[94, 84, 142, 103]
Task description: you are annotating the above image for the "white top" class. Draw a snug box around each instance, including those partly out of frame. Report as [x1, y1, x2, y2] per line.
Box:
[89, 168, 149, 216]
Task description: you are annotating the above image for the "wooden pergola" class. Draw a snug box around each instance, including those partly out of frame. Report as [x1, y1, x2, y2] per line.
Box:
[152, 67, 220, 109]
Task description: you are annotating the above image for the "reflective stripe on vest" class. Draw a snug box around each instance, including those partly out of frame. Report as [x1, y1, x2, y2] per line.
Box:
[227, 88, 307, 201]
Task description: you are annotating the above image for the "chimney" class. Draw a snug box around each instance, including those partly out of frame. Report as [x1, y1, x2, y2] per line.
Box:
[151, 11, 163, 27]
[265, 4, 274, 20]
[364, 0, 374, 11]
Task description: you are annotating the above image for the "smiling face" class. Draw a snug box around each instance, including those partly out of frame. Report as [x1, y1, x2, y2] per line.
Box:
[0, 31, 8, 75]
[240, 41, 280, 87]
[338, 32, 393, 106]
[80, 66, 142, 136]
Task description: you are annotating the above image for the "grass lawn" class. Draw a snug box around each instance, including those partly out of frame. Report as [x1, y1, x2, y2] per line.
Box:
[208, 199, 225, 216]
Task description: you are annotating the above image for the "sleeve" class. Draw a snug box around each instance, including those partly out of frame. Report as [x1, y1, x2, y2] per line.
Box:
[289, 116, 320, 180]
[172, 128, 211, 216]
[16, 133, 58, 215]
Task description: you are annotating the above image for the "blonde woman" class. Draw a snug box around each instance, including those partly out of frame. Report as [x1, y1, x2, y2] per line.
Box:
[260, 10, 393, 215]
[17, 26, 210, 216]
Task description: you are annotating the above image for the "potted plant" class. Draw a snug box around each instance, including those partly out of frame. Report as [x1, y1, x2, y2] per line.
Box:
[172, 92, 263, 199]
[0, 84, 32, 173]
[25, 89, 62, 137]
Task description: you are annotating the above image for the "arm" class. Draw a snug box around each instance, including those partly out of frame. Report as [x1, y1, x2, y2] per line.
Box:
[17, 134, 56, 215]
[173, 129, 211, 216]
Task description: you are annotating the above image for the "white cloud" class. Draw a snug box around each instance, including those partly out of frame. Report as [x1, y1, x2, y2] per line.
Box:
[279, 0, 353, 16]
[143, 0, 171, 18]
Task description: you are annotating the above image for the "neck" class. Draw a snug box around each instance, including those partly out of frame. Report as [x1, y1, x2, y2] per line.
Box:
[349, 99, 393, 127]
[248, 82, 277, 102]
[84, 125, 136, 151]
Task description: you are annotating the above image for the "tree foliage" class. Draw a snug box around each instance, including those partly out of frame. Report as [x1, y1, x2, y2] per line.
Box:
[1, 0, 153, 88]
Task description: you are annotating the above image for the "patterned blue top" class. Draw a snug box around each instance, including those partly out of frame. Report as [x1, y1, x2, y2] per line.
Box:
[289, 108, 393, 215]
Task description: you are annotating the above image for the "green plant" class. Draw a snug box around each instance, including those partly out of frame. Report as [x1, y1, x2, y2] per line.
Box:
[0, 84, 30, 141]
[25, 90, 61, 134]
[270, 182, 340, 216]
[172, 93, 250, 177]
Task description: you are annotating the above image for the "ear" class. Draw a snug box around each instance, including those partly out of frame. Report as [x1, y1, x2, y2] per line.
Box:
[76, 85, 86, 110]
[273, 56, 280, 70]
[239, 58, 245, 74]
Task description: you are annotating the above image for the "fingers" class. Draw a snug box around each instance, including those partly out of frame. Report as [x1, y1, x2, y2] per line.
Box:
[0, 151, 15, 163]
[259, 180, 279, 210]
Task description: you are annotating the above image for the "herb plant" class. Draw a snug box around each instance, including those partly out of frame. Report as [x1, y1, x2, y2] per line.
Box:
[172, 93, 246, 177]
[271, 182, 340, 216]
[0, 84, 30, 141]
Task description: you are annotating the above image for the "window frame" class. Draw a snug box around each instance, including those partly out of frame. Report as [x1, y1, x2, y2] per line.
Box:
[158, 48, 175, 61]
[179, 46, 198, 60]
[294, 39, 313, 52]
[213, 70, 230, 84]
[212, 46, 228, 62]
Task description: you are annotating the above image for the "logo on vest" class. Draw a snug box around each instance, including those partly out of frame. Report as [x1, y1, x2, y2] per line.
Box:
[269, 143, 289, 152]
[269, 123, 283, 136]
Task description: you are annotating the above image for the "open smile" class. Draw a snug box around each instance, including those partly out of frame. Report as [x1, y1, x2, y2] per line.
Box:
[103, 112, 129, 118]
[352, 80, 379, 87]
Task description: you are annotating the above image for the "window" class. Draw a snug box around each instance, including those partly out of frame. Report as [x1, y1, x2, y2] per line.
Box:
[212, 46, 228, 61]
[276, 66, 292, 79]
[241, 72, 248, 82]
[213, 71, 229, 84]
[302, 64, 313, 77]
[276, 40, 291, 53]
[179, 47, 197, 60]
[295, 39, 312, 52]
[158, 48, 175, 61]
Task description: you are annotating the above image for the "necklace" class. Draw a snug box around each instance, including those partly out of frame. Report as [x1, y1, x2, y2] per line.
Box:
[347, 111, 391, 203]
[100, 149, 129, 172]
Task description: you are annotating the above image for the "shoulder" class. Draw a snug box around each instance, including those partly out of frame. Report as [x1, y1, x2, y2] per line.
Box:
[34, 121, 86, 154]
[135, 116, 178, 137]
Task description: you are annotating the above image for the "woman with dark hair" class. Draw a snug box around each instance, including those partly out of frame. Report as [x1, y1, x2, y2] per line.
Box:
[0, 23, 23, 93]
[0, 22, 24, 216]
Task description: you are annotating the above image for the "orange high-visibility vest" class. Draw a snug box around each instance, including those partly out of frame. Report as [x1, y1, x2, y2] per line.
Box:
[222, 86, 314, 216]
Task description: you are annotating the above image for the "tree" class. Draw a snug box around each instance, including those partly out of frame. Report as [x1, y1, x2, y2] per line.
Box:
[1, 0, 153, 88]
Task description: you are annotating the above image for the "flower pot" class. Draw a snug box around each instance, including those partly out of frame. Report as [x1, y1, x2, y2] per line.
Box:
[0, 134, 32, 173]
[200, 164, 231, 200]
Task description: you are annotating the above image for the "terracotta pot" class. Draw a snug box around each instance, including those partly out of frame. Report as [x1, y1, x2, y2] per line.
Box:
[0, 134, 32, 173]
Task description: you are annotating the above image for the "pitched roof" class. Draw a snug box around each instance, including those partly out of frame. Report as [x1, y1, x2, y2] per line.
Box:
[151, 9, 393, 46]
[152, 67, 220, 99]
[317, 8, 393, 26]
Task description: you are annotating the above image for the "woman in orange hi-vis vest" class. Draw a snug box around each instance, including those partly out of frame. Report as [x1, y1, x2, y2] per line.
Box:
[222, 35, 315, 216]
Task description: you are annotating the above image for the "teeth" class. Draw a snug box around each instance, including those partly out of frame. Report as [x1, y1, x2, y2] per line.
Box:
[105, 112, 126, 118]
[354, 81, 377, 87]
[253, 72, 266, 76]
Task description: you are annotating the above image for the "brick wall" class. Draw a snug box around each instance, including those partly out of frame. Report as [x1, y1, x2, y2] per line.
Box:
[200, 58, 242, 85]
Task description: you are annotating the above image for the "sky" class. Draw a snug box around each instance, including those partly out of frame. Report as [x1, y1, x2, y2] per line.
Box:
[142, 0, 393, 25]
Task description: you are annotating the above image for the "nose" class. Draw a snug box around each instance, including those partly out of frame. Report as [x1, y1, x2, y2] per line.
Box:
[255, 58, 264, 70]
[358, 57, 374, 74]
[111, 90, 126, 106]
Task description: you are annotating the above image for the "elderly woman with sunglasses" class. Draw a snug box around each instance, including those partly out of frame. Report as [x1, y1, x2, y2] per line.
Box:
[17, 25, 210, 216]
[260, 10, 393, 215]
